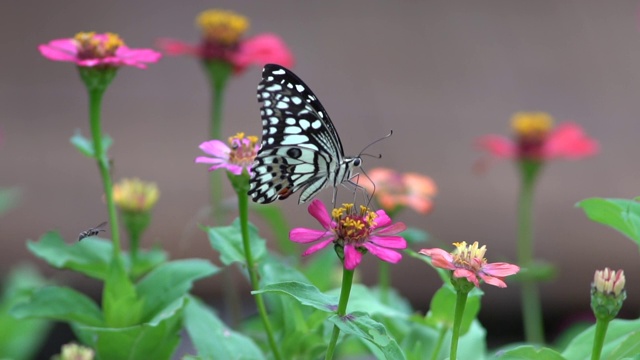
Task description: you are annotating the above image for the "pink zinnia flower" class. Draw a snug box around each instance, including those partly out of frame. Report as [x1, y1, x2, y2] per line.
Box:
[196, 132, 259, 175]
[157, 9, 294, 74]
[476, 112, 598, 165]
[419, 241, 520, 288]
[361, 168, 437, 214]
[39, 32, 161, 69]
[290, 200, 407, 270]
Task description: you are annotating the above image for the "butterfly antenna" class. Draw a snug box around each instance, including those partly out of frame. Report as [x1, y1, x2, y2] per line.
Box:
[357, 130, 393, 157]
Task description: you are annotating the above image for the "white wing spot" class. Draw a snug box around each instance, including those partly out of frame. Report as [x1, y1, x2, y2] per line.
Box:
[267, 138, 275, 145]
[311, 120, 322, 129]
[299, 119, 311, 130]
[284, 126, 302, 134]
[272, 69, 286, 75]
[295, 85, 305, 92]
[292, 97, 302, 105]
[276, 101, 288, 109]
[270, 117, 279, 125]
[285, 118, 296, 125]
[282, 135, 309, 145]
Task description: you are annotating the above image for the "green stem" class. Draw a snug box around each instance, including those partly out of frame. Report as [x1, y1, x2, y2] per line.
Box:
[205, 60, 233, 223]
[450, 290, 469, 360]
[517, 160, 545, 344]
[591, 317, 610, 360]
[429, 325, 448, 360]
[325, 268, 355, 360]
[378, 261, 390, 304]
[88, 88, 121, 259]
[236, 175, 281, 360]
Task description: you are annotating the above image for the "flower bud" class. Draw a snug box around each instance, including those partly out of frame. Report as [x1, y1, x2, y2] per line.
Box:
[591, 268, 626, 321]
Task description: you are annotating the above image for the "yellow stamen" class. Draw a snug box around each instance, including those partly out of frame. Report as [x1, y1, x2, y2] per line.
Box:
[113, 178, 160, 212]
[73, 32, 123, 57]
[196, 9, 249, 45]
[510, 112, 554, 137]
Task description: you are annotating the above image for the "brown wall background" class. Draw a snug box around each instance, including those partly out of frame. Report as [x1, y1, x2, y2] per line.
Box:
[2, 0, 640, 344]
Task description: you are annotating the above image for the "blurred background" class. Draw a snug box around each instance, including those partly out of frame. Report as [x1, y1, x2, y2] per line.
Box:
[2, 0, 640, 357]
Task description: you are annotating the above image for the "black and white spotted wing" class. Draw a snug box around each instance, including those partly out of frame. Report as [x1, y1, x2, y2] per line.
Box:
[248, 64, 362, 204]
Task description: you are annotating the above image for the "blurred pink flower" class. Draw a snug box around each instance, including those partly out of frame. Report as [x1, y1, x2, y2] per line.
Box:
[290, 200, 407, 270]
[361, 168, 437, 214]
[196, 132, 259, 175]
[420, 241, 520, 288]
[39, 32, 161, 69]
[476, 112, 598, 164]
[157, 9, 294, 74]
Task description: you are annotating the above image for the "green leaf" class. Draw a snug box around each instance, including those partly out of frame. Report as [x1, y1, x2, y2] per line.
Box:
[0, 265, 52, 360]
[401, 227, 429, 244]
[327, 284, 412, 319]
[184, 296, 265, 360]
[609, 331, 640, 360]
[497, 345, 566, 359]
[563, 319, 640, 359]
[10, 286, 103, 326]
[73, 297, 186, 360]
[204, 219, 267, 266]
[253, 281, 337, 313]
[130, 247, 169, 279]
[576, 198, 640, 246]
[27, 231, 111, 280]
[0, 187, 21, 215]
[136, 259, 219, 321]
[251, 203, 295, 255]
[302, 248, 341, 291]
[70, 130, 112, 159]
[103, 256, 144, 327]
[328, 311, 405, 360]
[424, 285, 482, 335]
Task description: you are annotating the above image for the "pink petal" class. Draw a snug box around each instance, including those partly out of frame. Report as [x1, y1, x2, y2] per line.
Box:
[419, 248, 453, 263]
[481, 262, 520, 277]
[289, 228, 333, 243]
[343, 245, 362, 270]
[373, 222, 407, 237]
[233, 33, 294, 73]
[115, 47, 162, 68]
[544, 122, 599, 159]
[194, 156, 225, 165]
[368, 236, 407, 249]
[225, 164, 243, 175]
[199, 140, 230, 158]
[307, 200, 332, 229]
[301, 238, 334, 256]
[373, 210, 392, 227]
[363, 243, 402, 264]
[479, 273, 507, 288]
[476, 135, 516, 159]
[156, 38, 201, 56]
[38, 39, 79, 63]
[453, 268, 480, 287]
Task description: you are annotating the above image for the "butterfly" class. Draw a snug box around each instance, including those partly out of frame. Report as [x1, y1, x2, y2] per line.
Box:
[248, 64, 364, 205]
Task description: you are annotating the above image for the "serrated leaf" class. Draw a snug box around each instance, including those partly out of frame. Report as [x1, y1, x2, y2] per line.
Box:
[253, 281, 337, 313]
[183, 296, 265, 360]
[327, 284, 411, 319]
[10, 286, 103, 326]
[328, 311, 405, 360]
[136, 259, 219, 321]
[577, 198, 640, 246]
[70, 130, 113, 159]
[103, 256, 143, 327]
[497, 345, 566, 359]
[605, 331, 640, 360]
[73, 297, 186, 360]
[204, 219, 267, 266]
[563, 319, 640, 359]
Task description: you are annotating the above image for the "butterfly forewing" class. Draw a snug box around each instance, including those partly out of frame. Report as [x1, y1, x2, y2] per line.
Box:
[249, 64, 359, 204]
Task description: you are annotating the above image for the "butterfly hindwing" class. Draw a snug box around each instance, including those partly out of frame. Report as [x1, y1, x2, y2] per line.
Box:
[249, 64, 361, 204]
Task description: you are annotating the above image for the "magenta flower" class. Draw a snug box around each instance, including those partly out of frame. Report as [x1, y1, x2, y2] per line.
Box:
[157, 9, 294, 74]
[419, 241, 520, 288]
[290, 200, 407, 270]
[196, 132, 259, 175]
[476, 112, 598, 163]
[39, 32, 161, 69]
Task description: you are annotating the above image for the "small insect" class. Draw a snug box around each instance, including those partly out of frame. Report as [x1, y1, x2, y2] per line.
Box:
[78, 221, 107, 241]
[249, 64, 386, 205]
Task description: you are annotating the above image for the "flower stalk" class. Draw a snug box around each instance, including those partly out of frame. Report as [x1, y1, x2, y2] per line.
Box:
[325, 267, 355, 360]
[590, 268, 626, 360]
[229, 171, 281, 360]
[449, 286, 470, 360]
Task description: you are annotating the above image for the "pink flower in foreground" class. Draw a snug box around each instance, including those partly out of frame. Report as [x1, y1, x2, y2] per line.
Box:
[361, 168, 437, 214]
[39, 32, 161, 69]
[419, 241, 520, 288]
[157, 9, 294, 74]
[476, 112, 598, 164]
[195, 132, 259, 175]
[290, 200, 407, 270]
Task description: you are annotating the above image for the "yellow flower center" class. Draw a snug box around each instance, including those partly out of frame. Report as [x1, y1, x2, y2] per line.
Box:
[451, 241, 487, 271]
[228, 132, 259, 168]
[113, 178, 160, 212]
[510, 112, 554, 138]
[196, 9, 249, 45]
[332, 204, 377, 244]
[74, 32, 123, 59]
